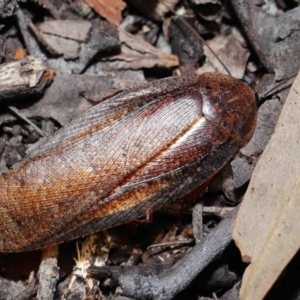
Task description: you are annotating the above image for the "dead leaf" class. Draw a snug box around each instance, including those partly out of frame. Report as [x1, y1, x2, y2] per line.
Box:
[38, 21, 91, 59]
[104, 30, 179, 70]
[0, 74, 136, 126]
[169, 15, 204, 74]
[103, 31, 179, 69]
[232, 70, 300, 300]
[196, 28, 249, 79]
[230, 96, 283, 189]
[39, 34, 83, 59]
[45, 19, 120, 73]
[84, 0, 126, 26]
[38, 19, 118, 60]
[39, 20, 91, 42]
[273, 6, 300, 81]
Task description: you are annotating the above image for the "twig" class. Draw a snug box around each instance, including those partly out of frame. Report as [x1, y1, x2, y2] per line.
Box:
[89, 207, 239, 300]
[147, 239, 194, 250]
[192, 200, 203, 242]
[37, 245, 59, 300]
[8, 106, 45, 137]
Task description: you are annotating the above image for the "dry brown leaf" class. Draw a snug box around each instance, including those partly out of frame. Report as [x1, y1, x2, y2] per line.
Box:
[196, 28, 249, 79]
[39, 20, 91, 42]
[39, 20, 91, 60]
[40, 34, 83, 59]
[84, 0, 126, 26]
[232, 70, 300, 300]
[273, 6, 300, 81]
[104, 30, 179, 70]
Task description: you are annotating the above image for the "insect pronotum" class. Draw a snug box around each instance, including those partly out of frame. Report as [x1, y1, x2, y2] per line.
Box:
[0, 71, 257, 252]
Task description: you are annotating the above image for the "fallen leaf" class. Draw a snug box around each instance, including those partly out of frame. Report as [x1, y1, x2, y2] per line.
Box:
[45, 19, 120, 73]
[84, 0, 126, 26]
[39, 20, 91, 42]
[273, 6, 300, 81]
[38, 21, 91, 59]
[196, 28, 249, 79]
[232, 69, 300, 300]
[231, 96, 282, 189]
[104, 30, 179, 70]
[0, 74, 137, 126]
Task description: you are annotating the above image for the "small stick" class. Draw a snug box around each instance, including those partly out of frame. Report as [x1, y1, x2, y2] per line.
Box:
[147, 239, 194, 250]
[37, 245, 59, 300]
[102, 207, 239, 300]
[192, 200, 204, 242]
[8, 106, 46, 137]
[259, 74, 297, 101]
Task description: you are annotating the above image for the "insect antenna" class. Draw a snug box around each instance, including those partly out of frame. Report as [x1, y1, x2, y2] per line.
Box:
[161, 2, 232, 76]
[162, 2, 297, 105]
[258, 73, 297, 103]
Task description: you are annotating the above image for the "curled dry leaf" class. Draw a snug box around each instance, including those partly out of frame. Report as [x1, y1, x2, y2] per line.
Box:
[104, 30, 179, 70]
[232, 70, 300, 300]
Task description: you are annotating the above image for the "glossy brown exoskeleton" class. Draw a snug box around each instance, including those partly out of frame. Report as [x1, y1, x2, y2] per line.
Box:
[0, 72, 257, 251]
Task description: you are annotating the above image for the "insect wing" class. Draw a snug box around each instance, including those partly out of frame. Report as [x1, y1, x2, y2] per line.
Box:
[0, 75, 207, 251]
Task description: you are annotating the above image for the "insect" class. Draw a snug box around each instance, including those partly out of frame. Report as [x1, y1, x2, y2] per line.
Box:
[0, 72, 257, 252]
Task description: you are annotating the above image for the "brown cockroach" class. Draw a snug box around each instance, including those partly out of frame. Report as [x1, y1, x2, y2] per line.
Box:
[0, 71, 257, 252]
